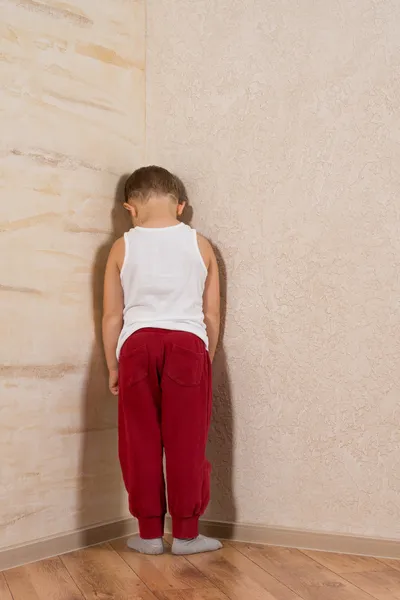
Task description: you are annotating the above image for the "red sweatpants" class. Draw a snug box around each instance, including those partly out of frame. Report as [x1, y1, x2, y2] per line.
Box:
[118, 328, 212, 539]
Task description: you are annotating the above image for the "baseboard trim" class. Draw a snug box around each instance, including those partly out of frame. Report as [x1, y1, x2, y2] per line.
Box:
[1, 517, 399, 572]
[0, 517, 138, 572]
[193, 519, 400, 560]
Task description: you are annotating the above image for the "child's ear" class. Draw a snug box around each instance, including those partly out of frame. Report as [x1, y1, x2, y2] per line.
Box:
[123, 202, 137, 217]
[177, 201, 186, 217]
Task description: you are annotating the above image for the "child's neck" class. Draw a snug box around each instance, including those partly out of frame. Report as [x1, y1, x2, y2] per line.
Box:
[134, 215, 180, 229]
[132, 194, 181, 229]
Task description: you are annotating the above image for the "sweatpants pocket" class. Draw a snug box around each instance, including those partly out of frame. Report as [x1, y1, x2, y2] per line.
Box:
[120, 344, 148, 387]
[165, 344, 204, 386]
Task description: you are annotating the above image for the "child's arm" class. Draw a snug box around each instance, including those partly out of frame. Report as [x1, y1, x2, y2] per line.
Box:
[198, 234, 220, 362]
[102, 238, 124, 395]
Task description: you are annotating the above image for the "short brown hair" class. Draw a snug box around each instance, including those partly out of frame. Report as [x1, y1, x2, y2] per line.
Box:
[124, 166, 187, 204]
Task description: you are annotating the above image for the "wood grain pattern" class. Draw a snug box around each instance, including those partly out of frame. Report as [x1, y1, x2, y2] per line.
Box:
[344, 569, 400, 600]
[231, 543, 376, 600]
[302, 549, 385, 574]
[60, 543, 157, 599]
[4, 541, 400, 600]
[187, 545, 302, 600]
[221, 544, 302, 600]
[0, 573, 13, 600]
[111, 537, 214, 593]
[380, 559, 400, 573]
[3, 557, 83, 599]
[155, 590, 230, 600]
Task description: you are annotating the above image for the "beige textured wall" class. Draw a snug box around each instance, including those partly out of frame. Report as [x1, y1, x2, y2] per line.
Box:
[146, 0, 400, 538]
[0, 0, 144, 549]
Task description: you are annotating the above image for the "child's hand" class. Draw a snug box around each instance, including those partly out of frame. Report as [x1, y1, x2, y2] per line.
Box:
[109, 369, 119, 396]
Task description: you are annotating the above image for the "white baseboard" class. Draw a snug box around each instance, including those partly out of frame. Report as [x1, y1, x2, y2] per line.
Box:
[1, 517, 399, 572]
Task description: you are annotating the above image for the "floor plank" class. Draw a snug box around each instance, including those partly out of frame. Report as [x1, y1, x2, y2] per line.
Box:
[232, 543, 376, 600]
[302, 550, 385, 574]
[380, 560, 400, 573]
[187, 544, 303, 600]
[156, 590, 230, 600]
[0, 573, 13, 600]
[3, 557, 84, 600]
[4, 539, 400, 600]
[60, 543, 157, 600]
[223, 544, 303, 600]
[344, 569, 400, 600]
[111, 536, 215, 593]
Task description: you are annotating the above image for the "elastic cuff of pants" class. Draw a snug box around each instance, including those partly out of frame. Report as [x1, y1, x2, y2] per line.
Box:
[172, 516, 199, 539]
[138, 517, 164, 539]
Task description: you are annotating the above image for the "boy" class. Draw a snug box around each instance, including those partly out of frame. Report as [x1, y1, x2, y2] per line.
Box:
[102, 166, 222, 555]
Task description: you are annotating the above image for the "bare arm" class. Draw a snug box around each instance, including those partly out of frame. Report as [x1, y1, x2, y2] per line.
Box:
[102, 238, 124, 394]
[198, 234, 220, 362]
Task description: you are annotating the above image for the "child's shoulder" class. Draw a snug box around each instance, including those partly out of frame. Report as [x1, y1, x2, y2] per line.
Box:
[111, 235, 125, 255]
[108, 236, 126, 269]
[196, 232, 216, 270]
[196, 232, 212, 253]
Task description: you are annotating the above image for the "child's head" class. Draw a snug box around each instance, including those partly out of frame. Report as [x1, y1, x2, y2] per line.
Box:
[123, 166, 187, 223]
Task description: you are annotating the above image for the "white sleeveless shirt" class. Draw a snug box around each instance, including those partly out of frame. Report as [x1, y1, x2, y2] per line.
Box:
[116, 223, 209, 359]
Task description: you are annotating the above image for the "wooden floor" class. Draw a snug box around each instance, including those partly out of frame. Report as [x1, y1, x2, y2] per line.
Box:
[2, 537, 400, 600]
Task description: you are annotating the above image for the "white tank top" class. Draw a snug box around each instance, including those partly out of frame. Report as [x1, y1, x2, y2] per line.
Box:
[116, 223, 208, 359]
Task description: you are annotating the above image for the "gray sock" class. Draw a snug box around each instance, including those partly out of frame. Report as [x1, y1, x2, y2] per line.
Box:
[127, 536, 164, 555]
[171, 535, 222, 555]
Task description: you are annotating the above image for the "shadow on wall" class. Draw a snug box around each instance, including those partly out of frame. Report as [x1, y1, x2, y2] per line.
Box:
[78, 175, 131, 543]
[78, 177, 235, 542]
[207, 246, 236, 530]
[180, 186, 236, 531]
